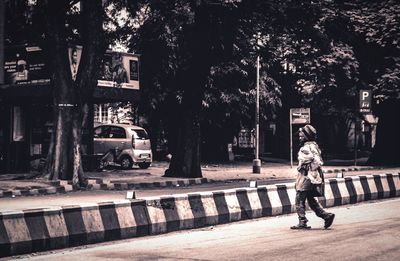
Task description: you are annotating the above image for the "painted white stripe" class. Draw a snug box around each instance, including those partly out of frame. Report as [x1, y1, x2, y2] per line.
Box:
[285, 185, 297, 213]
[173, 195, 194, 230]
[379, 174, 391, 198]
[336, 179, 350, 205]
[114, 204, 137, 238]
[350, 177, 365, 203]
[3, 215, 31, 243]
[267, 187, 283, 215]
[43, 208, 69, 239]
[77, 203, 99, 209]
[198, 192, 219, 226]
[245, 188, 263, 218]
[367, 176, 378, 200]
[81, 206, 105, 243]
[224, 190, 241, 222]
[392, 174, 400, 196]
[145, 199, 167, 234]
[324, 180, 335, 208]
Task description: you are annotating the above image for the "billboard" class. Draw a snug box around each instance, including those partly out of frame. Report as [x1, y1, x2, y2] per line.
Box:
[3, 45, 50, 85]
[97, 51, 139, 90]
[4, 45, 139, 90]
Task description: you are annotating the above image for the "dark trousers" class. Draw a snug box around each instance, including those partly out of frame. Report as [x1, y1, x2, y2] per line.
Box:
[295, 190, 329, 223]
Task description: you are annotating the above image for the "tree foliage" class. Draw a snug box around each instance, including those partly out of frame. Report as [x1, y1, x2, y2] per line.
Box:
[5, 0, 399, 179]
[121, 0, 399, 166]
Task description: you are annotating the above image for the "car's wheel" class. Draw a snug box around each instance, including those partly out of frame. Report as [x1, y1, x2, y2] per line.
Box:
[120, 156, 133, 170]
[138, 162, 151, 169]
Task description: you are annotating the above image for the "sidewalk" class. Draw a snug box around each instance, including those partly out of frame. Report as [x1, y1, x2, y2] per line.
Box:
[0, 157, 394, 198]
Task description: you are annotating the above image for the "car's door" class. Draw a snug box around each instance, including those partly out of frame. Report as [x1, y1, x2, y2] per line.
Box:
[104, 126, 128, 152]
[93, 125, 110, 154]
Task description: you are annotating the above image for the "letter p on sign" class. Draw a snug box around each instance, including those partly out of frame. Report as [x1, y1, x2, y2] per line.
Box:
[359, 90, 372, 113]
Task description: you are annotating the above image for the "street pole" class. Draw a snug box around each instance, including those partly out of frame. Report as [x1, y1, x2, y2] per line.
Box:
[0, 0, 4, 84]
[354, 117, 358, 167]
[290, 110, 293, 168]
[253, 56, 261, 174]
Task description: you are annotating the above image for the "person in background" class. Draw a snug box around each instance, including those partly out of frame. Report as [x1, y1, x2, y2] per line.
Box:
[70, 47, 79, 81]
[10, 59, 29, 83]
[113, 54, 128, 85]
[291, 124, 335, 230]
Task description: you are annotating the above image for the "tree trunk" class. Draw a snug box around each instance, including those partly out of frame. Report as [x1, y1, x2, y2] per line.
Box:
[165, 108, 202, 178]
[367, 99, 400, 166]
[164, 3, 212, 178]
[43, 0, 104, 187]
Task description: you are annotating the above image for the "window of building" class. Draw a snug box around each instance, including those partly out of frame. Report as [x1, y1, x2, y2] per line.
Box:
[12, 106, 25, 141]
[94, 104, 109, 123]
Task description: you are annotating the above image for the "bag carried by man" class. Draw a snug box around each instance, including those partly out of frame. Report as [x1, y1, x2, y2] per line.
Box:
[309, 167, 325, 197]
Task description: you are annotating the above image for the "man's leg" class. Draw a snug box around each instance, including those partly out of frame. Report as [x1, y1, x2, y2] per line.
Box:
[307, 194, 335, 229]
[291, 191, 310, 229]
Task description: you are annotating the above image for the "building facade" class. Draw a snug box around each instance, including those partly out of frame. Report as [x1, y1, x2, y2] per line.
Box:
[0, 4, 141, 173]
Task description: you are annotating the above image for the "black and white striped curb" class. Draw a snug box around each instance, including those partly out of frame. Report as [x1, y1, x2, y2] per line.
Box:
[86, 177, 211, 191]
[0, 178, 210, 198]
[0, 166, 382, 198]
[0, 173, 399, 257]
[323, 166, 376, 173]
[0, 180, 74, 198]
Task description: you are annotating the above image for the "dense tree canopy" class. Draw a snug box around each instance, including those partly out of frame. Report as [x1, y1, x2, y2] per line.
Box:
[4, 0, 399, 181]
[126, 0, 399, 167]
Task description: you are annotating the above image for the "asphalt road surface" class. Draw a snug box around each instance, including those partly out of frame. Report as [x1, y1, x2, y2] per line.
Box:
[11, 198, 400, 261]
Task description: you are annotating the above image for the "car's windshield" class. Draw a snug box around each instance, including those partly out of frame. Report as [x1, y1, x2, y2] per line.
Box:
[132, 129, 149, 139]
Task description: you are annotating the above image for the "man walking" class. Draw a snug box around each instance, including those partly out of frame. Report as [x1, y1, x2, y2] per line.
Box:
[291, 124, 335, 229]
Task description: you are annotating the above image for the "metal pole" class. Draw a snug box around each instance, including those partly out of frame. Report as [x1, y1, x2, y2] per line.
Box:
[0, 0, 4, 84]
[354, 118, 358, 166]
[253, 56, 261, 173]
[290, 110, 293, 168]
[255, 56, 260, 160]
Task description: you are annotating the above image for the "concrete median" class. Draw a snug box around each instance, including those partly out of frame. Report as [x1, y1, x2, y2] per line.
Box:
[0, 173, 399, 257]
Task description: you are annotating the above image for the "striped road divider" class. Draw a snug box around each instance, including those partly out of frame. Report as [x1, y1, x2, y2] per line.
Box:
[86, 177, 210, 191]
[0, 167, 380, 198]
[0, 173, 399, 257]
[0, 178, 210, 198]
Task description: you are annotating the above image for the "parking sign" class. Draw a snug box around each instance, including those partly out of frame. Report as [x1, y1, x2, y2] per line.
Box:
[359, 90, 372, 113]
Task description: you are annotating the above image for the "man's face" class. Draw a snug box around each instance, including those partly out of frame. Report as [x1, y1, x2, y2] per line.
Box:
[72, 50, 78, 64]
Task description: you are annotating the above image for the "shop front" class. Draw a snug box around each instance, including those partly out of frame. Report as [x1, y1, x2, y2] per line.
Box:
[0, 44, 141, 174]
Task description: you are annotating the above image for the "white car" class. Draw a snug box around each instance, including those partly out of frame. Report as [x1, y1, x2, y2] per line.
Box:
[93, 124, 152, 169]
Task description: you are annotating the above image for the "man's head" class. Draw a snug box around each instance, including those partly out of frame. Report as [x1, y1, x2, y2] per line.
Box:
[299, 124, 317, 142]
[71, 48, 78, 64]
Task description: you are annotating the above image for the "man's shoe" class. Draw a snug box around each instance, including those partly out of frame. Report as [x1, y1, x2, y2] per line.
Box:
[324, 213, 335, 229]
[290, 224, 311, 229]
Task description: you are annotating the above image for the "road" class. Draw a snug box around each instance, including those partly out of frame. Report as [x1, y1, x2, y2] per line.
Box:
[0, 168, 398, 212]
[10, 198, 400, 260]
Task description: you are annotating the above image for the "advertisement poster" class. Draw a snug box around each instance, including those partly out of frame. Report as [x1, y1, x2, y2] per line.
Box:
[98, 51, 140, 90]
[68, 45, 83, 81]
[4, 45, 139, 90]
[4, 45, 50, 85]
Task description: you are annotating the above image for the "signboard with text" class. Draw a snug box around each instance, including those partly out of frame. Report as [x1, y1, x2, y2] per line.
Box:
[359, 90, 372, 113]
[289, 107, 310, 167]
[4, 45, 50, 85]
[97, 51, 140, 90]
[4, 45, 139, 90]
[290, 108, 311, 125]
